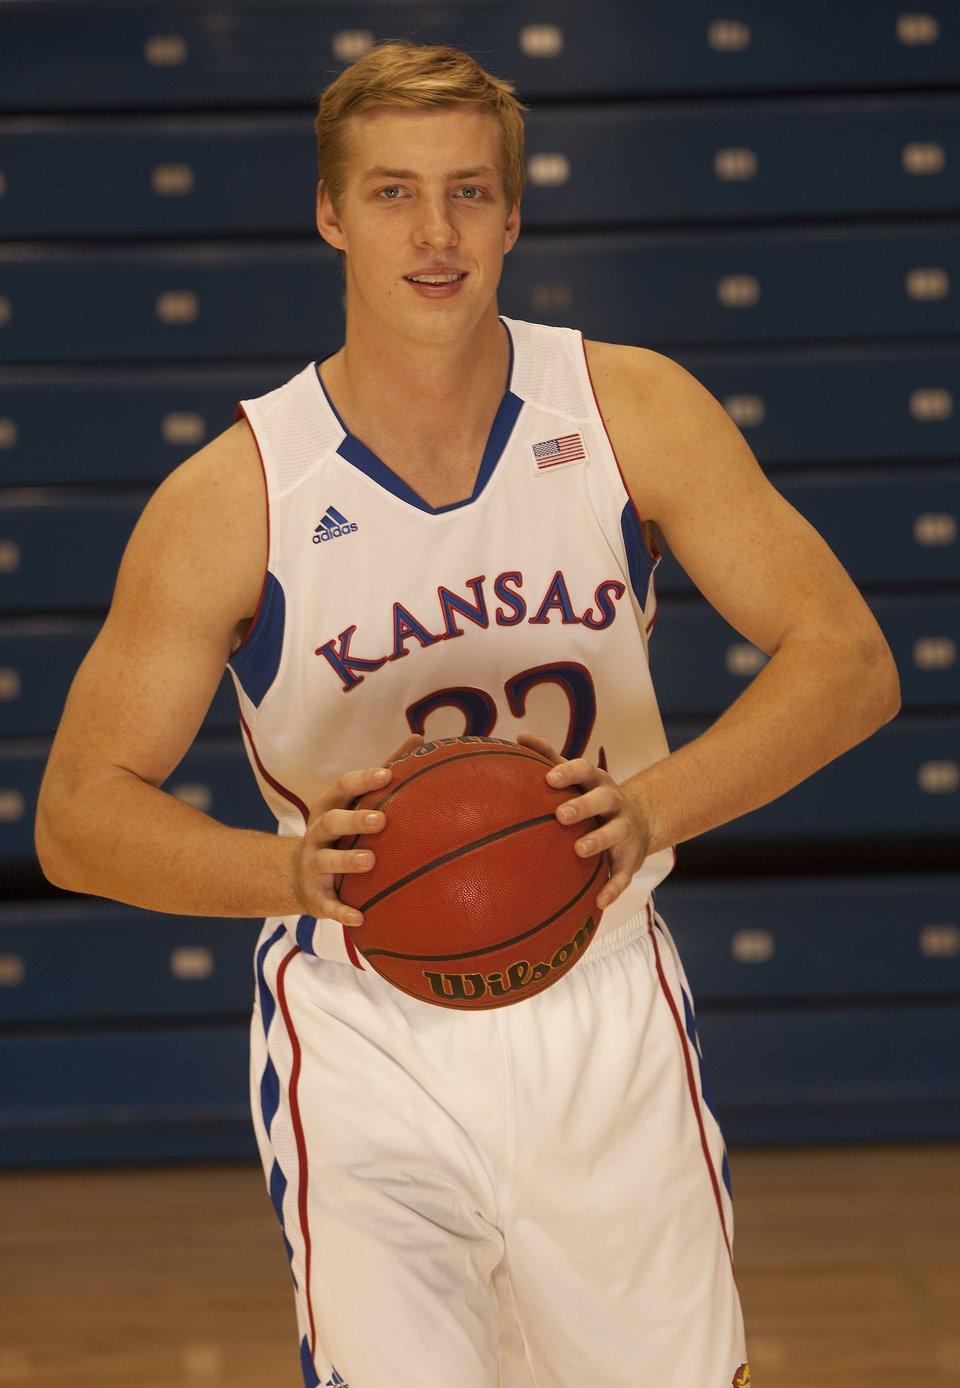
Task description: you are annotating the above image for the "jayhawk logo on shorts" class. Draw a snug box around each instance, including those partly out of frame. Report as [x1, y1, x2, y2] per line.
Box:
[732, 1364, 751, 1387]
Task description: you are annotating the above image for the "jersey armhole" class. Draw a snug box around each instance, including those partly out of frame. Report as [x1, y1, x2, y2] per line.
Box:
[229, 400, 271, 662]
[578, 332, 661, 574]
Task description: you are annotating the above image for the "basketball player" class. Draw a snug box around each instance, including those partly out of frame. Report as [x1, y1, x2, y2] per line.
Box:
[36, 41, 899, 1388]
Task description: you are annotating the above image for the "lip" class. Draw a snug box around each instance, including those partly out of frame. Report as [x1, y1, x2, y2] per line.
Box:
[405, 266, 467, 279]
[404, 270, 468, 300]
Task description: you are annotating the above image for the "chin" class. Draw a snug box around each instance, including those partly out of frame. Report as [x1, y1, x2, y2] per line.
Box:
[404, 303, 481, 341]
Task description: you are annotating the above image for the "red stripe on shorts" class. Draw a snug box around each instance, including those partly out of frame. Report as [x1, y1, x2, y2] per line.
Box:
[275, 946, 318, 1358]
[342, 926, 365, 968]
[646, 905, 734, 1268]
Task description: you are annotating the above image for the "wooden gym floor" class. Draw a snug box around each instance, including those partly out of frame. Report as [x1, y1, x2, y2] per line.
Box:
[0, 1143, 957, 1387]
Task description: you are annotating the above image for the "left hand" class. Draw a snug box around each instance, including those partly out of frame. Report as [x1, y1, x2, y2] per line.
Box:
[516, 731, 651, 911]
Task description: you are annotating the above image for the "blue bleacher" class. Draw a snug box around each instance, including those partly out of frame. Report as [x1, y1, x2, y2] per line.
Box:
[2, 877, 958, 1162]
[3, 226, 959, 363]
[651, 593, 960, 716]
[3, 346, 959, 487]
[2, 1, 958, 113]
[1, 2, 958, 1164]
[4, 95, 960, 240]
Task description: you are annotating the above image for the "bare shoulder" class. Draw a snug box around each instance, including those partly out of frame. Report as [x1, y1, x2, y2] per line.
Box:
[117, 415, 267, 635]
[147, 415, 263, 524]
[583, 338, 668, 385]
[584, 338, 732, 431]
[583, 338, 763, 523]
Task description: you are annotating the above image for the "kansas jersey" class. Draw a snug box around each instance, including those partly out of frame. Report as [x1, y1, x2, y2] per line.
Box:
[228, 316, 676, 965]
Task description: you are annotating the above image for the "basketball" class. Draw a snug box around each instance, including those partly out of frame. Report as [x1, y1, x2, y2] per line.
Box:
[336, 736, 607, 1010]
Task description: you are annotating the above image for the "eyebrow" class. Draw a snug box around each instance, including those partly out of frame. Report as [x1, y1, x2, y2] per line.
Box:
[361, 164, 498, 182]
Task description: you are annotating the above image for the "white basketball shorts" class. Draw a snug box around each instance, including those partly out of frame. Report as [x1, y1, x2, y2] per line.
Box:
[250, 900, 749, 1388]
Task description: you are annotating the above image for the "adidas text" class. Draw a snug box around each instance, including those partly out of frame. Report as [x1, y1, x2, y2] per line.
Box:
[313, 522, 358, 543]
[314, 505, 358, 543]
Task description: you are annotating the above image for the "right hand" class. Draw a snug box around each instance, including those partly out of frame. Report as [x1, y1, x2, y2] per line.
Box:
[292, 734, 423, 926]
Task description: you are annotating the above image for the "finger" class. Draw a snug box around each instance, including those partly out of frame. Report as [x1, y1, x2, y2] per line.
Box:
[597, 862, 630, 911]
[305, 845, 377, 880]
[546, 756, 596, 790]
[316, 806, 386, 841]
[301, 883, 365, 929]
[573, 814, 633, 858]
[515, 730, 563, 765]
[294, 843, 374, 925]
[297, 852, 377, 925]
[307, 764, 392, 822]
[555, 784, 620, 826]
[386, 732, 425, 763]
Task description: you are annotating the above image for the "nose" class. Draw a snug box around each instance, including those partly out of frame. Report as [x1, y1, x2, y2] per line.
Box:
[414, 192, 459, 253]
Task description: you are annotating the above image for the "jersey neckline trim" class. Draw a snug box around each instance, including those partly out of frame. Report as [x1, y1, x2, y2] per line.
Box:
[311, 319, 521, 516]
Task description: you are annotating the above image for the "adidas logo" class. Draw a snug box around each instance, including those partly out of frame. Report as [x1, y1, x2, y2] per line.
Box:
[313, 505, 358, 544]
[325, 1370, 349, 1387]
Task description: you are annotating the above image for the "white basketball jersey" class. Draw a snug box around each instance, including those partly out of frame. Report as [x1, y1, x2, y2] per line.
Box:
[229, 316, 675, 963]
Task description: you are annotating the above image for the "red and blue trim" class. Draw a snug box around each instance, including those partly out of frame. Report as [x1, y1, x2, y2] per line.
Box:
[316, 320, 520, 515]
[255, 930, 321, 1384]
[229, 570, 287, 707]
[647, 907, 734, 1266]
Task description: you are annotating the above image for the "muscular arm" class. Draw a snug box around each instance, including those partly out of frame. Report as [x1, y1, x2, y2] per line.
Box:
[34, 420, 394, 922]
[532, 343, 901, 902]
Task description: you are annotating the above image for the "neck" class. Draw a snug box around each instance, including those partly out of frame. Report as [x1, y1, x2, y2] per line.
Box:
[323, 304, 510, 442]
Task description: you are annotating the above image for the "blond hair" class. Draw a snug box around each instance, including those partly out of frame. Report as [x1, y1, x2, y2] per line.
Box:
[314, 41, 528, 211]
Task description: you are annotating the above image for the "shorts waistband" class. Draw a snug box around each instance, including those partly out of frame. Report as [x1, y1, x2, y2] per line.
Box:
[584, 899, 655, 962]
[275, 895, 655, 969]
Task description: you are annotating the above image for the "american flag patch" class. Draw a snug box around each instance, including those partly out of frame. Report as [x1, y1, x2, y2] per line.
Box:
[532, 433, 587, 469]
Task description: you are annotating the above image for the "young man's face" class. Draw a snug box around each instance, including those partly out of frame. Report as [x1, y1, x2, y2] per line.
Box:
[317, 104, 521, 347]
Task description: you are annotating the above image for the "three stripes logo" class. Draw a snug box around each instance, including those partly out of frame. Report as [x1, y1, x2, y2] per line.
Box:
[325, 1370, 349, 1388]
[531, 432, 587, 470]
[313, 505, 359, 544]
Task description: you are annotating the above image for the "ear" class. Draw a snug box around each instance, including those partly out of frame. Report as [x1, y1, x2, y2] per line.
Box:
[503, 200, 521, 256]
[316, 180, 347, 252]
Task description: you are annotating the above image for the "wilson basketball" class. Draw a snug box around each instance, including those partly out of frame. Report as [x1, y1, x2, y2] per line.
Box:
[336, 736, 607, 1010]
